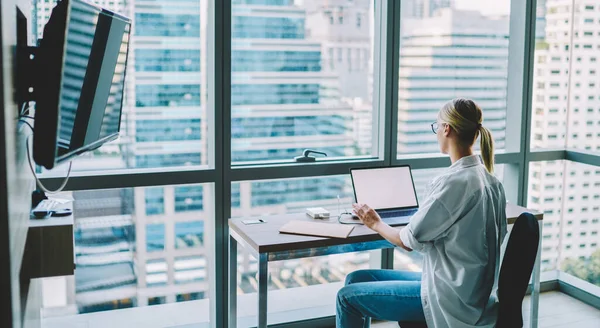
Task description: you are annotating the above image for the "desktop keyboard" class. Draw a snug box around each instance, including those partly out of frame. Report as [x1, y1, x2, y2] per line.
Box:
[378, 209, 417, 218]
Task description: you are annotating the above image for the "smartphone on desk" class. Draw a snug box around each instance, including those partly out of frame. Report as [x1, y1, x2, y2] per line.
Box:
[242, 218, 267, 225]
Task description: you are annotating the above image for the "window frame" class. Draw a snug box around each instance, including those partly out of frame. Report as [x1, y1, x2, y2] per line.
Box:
[36, 0, 600, 327]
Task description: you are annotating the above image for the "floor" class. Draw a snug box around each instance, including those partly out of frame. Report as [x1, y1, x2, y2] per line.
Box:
[43, 290, 599, 328]
[372, 291, 600, 328]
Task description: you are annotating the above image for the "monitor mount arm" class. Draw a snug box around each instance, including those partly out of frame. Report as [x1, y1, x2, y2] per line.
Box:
[17, 45, 40, 106]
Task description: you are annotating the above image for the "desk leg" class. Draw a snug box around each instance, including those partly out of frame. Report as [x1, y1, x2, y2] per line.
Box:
[229, 236, 237, 328]
[530, 224, 542, 328]
[258, 253, 268, 328]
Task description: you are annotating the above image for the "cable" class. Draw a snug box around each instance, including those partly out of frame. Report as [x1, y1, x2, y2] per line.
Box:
[337, 212, 363, 225]
[336, 195, 363, 225]
[20, 102, 29, 116]
[20, 115, 34, 120]
[25, 134, 72, 194]
[19, 119, 34, 133]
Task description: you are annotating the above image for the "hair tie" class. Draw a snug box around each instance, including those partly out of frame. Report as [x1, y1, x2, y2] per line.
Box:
[477, 123, 482, 129]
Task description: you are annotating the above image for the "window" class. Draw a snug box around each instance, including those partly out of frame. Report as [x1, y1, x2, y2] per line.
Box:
[174, 256, 207, 284]
[347, 48, 352, 71]
[148, 297, 166, 306]
[31, 0, 600, 324]
[68, 184, 213, 315]
[397, 0, 511, 156]
[147, 259, 168, 287]
[231, 1, 376, 163]
[232, 175, 375, 305]
[52, 0, 212, 173]
[175, 221, 204, 248]
[147, 224, 165, 252]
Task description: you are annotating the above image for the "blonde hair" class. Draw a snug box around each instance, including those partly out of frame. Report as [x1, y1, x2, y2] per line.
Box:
[439, 98, 495, 174]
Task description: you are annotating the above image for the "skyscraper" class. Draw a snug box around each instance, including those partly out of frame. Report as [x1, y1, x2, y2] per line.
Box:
[397, 8, 509, 154]
[401, 0, 453, 19]
[529, 0, 600, 271]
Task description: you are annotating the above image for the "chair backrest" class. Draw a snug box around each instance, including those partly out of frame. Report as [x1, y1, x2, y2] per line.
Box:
[497, 212, 540, 328]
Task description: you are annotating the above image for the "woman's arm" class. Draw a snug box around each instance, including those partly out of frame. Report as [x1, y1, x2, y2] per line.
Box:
[352, 204, 413, 252]
[374, 222, 413, 252]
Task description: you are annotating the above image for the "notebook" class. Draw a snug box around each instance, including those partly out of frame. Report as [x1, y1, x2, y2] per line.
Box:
[279, 220, 355, 239]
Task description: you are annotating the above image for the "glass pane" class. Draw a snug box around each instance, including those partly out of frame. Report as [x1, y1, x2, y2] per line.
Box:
[528, 161, 600, 286]
[40, 183, 213, 320]
[566, 4, 600, 152]
[146, 223, 165, 252]
[35, 0, 210, 171]
[175, 221, 205, 248]
[174, 256, 207, 284]
[231, 0, 376, 163]
[530, 1, 568, 149]
[231, 175, 369, 320]
[531, 1, 600, 152]
[397, 0, 510, 156]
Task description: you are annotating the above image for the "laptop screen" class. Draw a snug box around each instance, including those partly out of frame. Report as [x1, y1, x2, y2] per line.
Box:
[351, 166, 418, 211]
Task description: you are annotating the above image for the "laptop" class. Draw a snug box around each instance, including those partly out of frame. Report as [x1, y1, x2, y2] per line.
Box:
[350, 166, 419, 226]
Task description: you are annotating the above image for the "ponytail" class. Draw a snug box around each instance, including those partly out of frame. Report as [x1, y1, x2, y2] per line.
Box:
[440, 98, 495, 174]
[479, 126, 495, 174]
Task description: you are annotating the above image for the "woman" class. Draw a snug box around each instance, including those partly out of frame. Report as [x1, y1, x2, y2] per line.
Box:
[337, 98, 508, 328]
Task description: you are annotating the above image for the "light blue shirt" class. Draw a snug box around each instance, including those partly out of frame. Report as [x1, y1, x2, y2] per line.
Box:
[400, 155, 507, 327]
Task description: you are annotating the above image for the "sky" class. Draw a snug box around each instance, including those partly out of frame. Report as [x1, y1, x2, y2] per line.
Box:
[454, 0, 511, 16]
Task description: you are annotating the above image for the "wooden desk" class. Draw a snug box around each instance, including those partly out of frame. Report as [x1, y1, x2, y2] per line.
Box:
[229, 203, 543, 328]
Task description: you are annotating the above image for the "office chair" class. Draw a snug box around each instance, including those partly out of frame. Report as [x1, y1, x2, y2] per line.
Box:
[497, 212, 540, 328]
[398, 212, 540, 328]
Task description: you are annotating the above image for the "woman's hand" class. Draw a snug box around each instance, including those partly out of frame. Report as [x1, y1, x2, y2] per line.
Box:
[352, 203, 383, 231]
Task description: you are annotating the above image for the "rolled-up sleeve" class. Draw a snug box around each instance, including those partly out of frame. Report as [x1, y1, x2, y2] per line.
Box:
[399, 196, 452, 253]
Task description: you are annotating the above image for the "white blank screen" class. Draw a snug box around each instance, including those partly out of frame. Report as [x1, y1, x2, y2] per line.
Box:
[352, 167, 418, 210]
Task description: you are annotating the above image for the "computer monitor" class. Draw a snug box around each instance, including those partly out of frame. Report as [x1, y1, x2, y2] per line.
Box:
[33, 0, 131, 169]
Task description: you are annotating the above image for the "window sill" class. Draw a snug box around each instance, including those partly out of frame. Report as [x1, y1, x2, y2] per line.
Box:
[42, 282, 342, 328]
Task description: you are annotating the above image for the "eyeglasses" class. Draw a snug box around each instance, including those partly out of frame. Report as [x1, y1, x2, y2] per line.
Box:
[431, 122, 447, 134]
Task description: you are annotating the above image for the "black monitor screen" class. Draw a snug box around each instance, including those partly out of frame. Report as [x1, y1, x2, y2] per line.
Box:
[34, 0, 131, 169]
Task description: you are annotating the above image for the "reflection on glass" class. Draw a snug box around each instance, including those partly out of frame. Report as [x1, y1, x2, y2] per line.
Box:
[528, 161, 600, 286]
[397, 0, 510, 156]
[531, 1, 600, 152]
[231, 0, 375, 162]
[232, 175, 367, 295]
[37, 0, 208, 171]
[43, 184, 211, 315]
[175, 221, 205, 248]
[146, 223, 165, 252]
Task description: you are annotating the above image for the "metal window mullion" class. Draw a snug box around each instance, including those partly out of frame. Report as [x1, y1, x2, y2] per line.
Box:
[528, 149, 567, 163]
[505, 0, 538, 206]
[229, 151, 523, 182]
[565, 150, 600, 167]
[388, 0, 401, 166]
[380, 0, 399, 166]
[209, 0, 231, 327]
[39, 169, 218, 191]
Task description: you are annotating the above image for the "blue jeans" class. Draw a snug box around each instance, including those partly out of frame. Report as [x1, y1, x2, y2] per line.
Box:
[336, 270, 426, 328]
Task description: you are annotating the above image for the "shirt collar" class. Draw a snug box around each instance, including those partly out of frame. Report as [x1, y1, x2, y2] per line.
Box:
[448, 154, 483, 171]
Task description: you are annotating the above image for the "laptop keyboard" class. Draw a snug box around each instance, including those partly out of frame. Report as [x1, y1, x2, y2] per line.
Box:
[378, 208, 417, 218]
